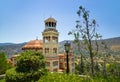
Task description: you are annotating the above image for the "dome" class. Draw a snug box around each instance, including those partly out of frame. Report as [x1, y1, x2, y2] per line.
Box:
[44, 17, 57, 23]
[22, 39, 43, 50]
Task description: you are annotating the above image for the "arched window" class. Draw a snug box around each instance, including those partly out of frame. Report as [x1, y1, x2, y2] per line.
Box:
[45, 48, 49, 53]
[53, 48, 57, 53]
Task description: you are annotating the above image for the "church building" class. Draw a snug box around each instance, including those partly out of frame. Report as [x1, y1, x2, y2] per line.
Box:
[11, 17, 75, 73]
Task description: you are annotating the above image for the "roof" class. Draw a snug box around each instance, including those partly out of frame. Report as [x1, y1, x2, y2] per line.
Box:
[22, 39, 43, 50]
[44, 17, 57, 23]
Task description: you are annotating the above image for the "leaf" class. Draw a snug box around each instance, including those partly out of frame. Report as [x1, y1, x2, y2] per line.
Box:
[82, 39, 88, 44]
[68, 31, 72, 35]
[77, 10, 80, 16]
[79, 6, 83, 9]
[82, 35, 86, 39]
[74, 33, 77, 39]
[77, 32, 79, 37]
[92, 19, 96, 25]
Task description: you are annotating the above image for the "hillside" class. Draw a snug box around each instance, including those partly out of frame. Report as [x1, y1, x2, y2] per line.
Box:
[0, 37, 120, 58]
[59, 37, 120, 54]
[0, 43, 26, 58]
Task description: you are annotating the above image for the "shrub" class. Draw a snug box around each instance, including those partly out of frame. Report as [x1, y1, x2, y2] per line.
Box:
[0, 52, 13, 75]
[16, 51, 45, 72]
[5, 50, 47, 82]
[38, 73, 120, 82]
[38, 73, 90, 82]
[5, 68, 45, 82]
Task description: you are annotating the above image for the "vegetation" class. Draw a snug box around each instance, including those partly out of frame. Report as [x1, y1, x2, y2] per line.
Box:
[0, 79, 5, 82]
[5, 50, 47, 82]
[38, 73, 120, 82]
[68, 6, 102, 76]
[0, 43, 26, 58]
[0, 52, 12, 75]
[0, 4, 120, 82]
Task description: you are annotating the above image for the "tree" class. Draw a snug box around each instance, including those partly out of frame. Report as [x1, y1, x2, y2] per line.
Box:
[69, 6, 102, 76]
[0, 52, 12, 74]
[6, 50, 47, 82]
[0, 52, 7, 74]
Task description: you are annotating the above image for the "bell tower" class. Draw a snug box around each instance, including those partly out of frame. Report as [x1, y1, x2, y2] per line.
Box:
[42, 17, 59, 56]
[42, 17, 59, 72]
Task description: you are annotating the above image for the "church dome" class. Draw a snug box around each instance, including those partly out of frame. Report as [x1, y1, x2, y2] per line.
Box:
[44, 17, 57, 23]
[22, 39, 43, 50]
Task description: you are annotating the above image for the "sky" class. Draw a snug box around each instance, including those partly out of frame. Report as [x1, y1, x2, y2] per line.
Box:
[0, 0, 120, 43]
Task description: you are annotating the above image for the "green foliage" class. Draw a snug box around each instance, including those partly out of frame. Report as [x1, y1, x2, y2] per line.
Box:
[16, 51, 45, 72]
[0, 52, 6, 74]
[0, 52, 12, 75]
[38, 73, 120, 82]
[5, 50, 47, 82]
[0, 79, 5, 82]
[5, 68, 44, 82]
[68, 5, 103, 76]
[38, 73, 88, 82]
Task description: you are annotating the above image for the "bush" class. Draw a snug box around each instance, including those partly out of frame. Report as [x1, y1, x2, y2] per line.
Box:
[5, 50, 47, 82]
[38, 73, 120, 82]
[5, 68, 45, 82]
[38, 73, 89, 82]
[0, 52, 13, 75]
[16, 51, 46, 72]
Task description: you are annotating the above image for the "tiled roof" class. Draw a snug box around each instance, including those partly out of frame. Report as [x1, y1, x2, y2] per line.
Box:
[44, 17, 56, 23]
[22, 39, 43, 50]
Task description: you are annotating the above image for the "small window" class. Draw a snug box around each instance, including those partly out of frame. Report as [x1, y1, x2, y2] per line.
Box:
[46, 62, 50, 67]
[53, 61, 58, 66]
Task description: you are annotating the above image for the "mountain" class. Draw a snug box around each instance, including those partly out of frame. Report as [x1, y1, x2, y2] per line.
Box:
[0, 43, 15, 46]
[0, 37, 120, 58]
[104, 37, 120, 46]
[59, 37, 120, 55]
[0, 43, 26, 58]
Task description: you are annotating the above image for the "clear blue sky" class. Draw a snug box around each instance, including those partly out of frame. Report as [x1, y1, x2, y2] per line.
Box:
[0, 0, 120, 43]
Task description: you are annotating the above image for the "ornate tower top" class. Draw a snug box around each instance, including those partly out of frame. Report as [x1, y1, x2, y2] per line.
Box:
[44, 17, 57, 29]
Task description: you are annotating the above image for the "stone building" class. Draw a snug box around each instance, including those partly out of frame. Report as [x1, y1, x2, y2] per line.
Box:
[11, 17, 74, 73]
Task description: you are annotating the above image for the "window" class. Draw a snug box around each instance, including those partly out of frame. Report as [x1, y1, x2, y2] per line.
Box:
[45, 48, 49, 54]
[72, 63, 74, 67]
[52, 36, 58, 43]
[53, 48, 57, 53]
[53, 61, 58, 67]
[59, 63, 63, 69]
[46, 62, 50, 67]
[44, 36, 50, 43]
